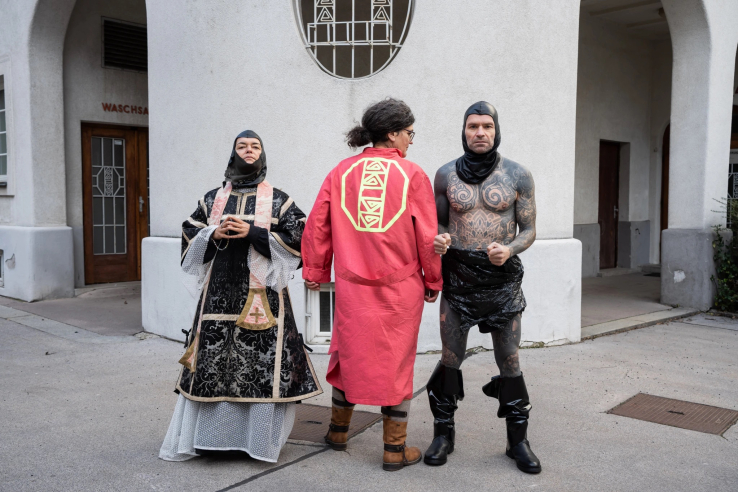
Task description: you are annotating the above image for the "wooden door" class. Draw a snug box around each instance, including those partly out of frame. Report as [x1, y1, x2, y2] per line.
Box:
[598, 141, 620, 269]
[82, 124, 149, 284]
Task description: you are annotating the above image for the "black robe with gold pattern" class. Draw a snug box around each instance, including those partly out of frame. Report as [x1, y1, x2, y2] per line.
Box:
[176, 186, 322, 402]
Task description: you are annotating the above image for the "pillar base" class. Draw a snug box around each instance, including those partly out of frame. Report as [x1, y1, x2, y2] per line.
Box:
[141, 237, 195, 341]
[0, 226, 75, 301]
[661, 228, 730, 310]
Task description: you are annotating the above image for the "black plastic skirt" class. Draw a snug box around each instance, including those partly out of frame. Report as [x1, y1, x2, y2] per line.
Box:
[442, 248, 526, 333]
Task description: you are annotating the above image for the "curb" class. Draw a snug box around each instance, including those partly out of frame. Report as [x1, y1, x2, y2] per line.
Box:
[581, 307, 700, 341]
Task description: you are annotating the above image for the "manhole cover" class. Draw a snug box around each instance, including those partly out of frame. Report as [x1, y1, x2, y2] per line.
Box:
[289, 403, 382, 443]
[608, 393, 738, 435]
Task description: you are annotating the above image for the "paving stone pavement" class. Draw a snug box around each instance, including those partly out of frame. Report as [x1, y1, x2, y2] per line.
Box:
[0, 312, 736, 492]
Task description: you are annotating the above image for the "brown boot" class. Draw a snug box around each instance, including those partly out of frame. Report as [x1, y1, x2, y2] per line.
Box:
[382, 416, 422, 471]
[325, 394, 355, 451]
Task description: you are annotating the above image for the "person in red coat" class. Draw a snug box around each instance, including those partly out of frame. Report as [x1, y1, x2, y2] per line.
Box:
[302, 98, 442, 471]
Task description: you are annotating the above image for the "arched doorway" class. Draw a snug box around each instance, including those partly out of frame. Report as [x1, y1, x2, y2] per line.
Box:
[61, 0, 150, 285]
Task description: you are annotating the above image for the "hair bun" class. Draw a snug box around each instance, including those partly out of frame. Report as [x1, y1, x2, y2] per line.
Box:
[346, 125, 372, 148]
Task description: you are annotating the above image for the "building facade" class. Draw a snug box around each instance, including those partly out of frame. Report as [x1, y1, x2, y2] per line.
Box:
[0, 0, 736, 351]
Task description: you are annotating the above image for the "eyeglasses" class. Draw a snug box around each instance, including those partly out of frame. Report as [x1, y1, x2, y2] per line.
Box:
[403, 129, 415, 142]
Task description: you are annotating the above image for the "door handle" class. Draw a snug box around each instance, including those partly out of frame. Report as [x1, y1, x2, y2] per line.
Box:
[613, 205, 618, 219]
[139, 196, 144, 213]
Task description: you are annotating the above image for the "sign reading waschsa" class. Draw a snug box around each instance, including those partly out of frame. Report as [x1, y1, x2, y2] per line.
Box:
[101, 103, 148, 115]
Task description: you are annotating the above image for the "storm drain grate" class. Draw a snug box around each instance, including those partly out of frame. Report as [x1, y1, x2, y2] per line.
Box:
[289, 404, 382, 443]
[608, 393, 738, 435]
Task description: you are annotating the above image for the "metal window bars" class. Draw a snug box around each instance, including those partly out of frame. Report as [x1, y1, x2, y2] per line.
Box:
[91, 137, 127, 255]
[296, 0, 414, 79]
[0, 88, 7, 181]
[728, 152, 738, 228]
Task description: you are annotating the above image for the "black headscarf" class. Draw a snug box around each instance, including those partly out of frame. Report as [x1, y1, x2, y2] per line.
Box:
[455, 101, 501, 184]
[224, 130, 267, 187]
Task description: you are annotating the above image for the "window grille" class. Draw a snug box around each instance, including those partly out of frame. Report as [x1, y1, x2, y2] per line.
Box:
[102, 18, 148, 72]
[91, 137, 127, 254]
[0, 77, 7, 185]
[305, 282, 336, 344]
[294, 0, 414, 79]
[728, 149, 738, 227]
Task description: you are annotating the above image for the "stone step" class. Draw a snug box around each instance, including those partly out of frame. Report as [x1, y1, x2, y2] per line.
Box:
[640, 263, 661, 275]
[597, 267, 640, 277]
[581, 307, 699, 340]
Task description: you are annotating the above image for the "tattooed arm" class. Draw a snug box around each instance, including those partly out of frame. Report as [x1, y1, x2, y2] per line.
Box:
[434, 162, 454, 234]
[507, 163, 537, 256]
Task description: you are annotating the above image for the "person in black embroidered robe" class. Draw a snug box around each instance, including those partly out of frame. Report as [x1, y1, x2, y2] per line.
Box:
[159, 130, 322, 463]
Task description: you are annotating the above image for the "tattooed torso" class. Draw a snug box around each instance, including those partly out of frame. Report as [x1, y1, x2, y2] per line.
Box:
[434, 157, 537, 255]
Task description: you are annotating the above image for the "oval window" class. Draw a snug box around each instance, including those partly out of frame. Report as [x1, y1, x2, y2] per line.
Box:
[293, 0, 415, 79]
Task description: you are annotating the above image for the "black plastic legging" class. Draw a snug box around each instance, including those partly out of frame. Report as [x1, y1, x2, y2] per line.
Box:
[439, 295, 522, 378]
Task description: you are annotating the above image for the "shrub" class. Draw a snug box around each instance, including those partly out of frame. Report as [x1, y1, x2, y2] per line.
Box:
[712, 225, 738, 312]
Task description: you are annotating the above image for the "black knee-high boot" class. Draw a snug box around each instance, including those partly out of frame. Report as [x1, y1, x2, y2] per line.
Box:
[424, 362, 464, 466]
[482, 373, 541, 474]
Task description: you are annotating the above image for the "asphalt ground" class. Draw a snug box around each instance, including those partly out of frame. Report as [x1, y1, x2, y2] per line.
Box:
[581, 273, 668, 327]
[0, 283, 142, 337]
[1, 312, 736, 492]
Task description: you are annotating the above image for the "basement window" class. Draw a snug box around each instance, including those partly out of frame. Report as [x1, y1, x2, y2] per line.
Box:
[0, 76, 7, 186]
[102, 18, 148, 72]
[305, 282, 335, 344]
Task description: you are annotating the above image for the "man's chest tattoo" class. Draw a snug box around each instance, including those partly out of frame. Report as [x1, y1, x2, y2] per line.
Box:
[448, 209, 515, 249]
[447, 171, 516, 213]
[446, 170, 518, 249]
[481, 173, 516, 211]
[447, 172, 477, 212]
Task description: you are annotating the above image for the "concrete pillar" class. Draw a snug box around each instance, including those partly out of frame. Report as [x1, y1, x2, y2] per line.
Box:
[661, 0, 738, 310]
[0, 0, 77, 301]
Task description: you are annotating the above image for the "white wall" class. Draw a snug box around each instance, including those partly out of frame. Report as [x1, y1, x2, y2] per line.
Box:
[63, 0, 148, 287]
[143, 0, 583, 347]
[574, 15, 655, 227]
[147, 0, 580, 240]
[0, 0, 44, 223]
[0, 0, 79, 300]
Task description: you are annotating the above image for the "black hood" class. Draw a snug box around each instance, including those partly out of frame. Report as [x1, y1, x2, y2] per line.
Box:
[224, 130, 267, 187]
[455, 101, 501, 184]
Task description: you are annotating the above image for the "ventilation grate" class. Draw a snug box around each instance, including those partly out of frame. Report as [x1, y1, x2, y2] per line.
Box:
[102, 19, 147, 72]
[608, 393, 738, 435]
[289, 403, 381, 443]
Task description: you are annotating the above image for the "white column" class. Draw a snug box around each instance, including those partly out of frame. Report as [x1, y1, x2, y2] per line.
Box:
[0, 0, 77, 301]
[661, 0, 738, 309]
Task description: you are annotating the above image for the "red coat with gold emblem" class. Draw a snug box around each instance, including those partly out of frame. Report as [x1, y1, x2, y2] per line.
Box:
[302, 147, 442, 405]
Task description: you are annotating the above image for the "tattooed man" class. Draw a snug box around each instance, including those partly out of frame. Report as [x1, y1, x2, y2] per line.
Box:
[424, 101, 541, 474]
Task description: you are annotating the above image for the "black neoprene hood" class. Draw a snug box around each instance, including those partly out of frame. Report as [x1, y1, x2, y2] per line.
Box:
[456, 101, 502, 184]
[225, 130, 267, 187]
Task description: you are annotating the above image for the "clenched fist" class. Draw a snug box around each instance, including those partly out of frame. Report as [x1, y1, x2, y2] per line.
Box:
[487, 242, 511, 266]
[434, 233, 452, 255]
